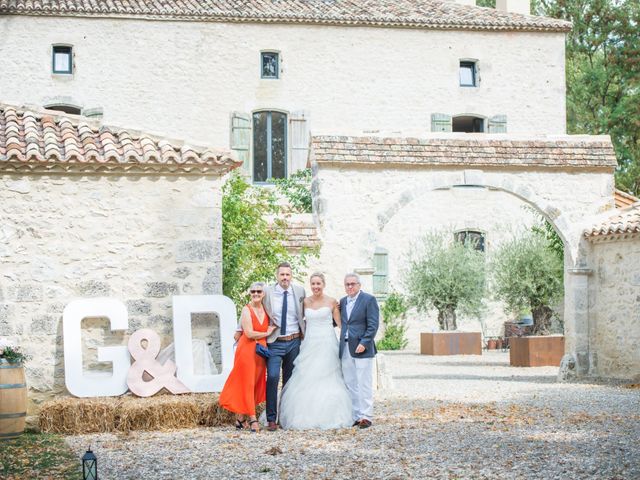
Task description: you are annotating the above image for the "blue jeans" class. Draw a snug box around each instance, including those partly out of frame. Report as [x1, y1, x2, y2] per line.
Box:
[266, 338, 301, 422]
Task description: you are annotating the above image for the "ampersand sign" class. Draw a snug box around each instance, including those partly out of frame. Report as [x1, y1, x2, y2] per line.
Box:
[126, 328, 190, 397]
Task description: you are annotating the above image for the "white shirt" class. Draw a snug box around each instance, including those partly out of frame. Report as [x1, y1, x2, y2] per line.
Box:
[272, 284, 299, 335]
[346, 291, 361, 321]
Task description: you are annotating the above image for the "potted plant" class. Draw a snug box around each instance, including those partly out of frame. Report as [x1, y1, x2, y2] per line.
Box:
[404, 231, 486, 355]
[0, 338, 29, 439]
[491, 230, 565, 366]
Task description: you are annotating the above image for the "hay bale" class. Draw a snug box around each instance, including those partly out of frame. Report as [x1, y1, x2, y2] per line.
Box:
[196, 394, 234, 427]
[39, 397, 118, 434]
[116, 394, 201, 432]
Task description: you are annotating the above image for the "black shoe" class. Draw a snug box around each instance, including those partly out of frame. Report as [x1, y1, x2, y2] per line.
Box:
[358, 419, 372, 429]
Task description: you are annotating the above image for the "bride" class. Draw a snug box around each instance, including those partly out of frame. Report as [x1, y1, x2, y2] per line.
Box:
[278, 272, 353, 430]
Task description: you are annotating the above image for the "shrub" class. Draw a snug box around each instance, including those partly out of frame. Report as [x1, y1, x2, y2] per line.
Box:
[222, 172, 316, 311]
[377, 292, 409, 351]
[403, 231, 486, 331]
[274, 168, 312, 213]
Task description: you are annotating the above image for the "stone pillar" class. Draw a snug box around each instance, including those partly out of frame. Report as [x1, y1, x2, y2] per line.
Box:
[561, 258, 593, 380]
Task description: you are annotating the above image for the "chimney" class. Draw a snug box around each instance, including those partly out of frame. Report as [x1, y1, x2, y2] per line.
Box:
[495, 0, 530, 15]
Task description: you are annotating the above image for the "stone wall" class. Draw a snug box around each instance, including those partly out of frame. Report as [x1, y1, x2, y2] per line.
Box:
[588, 237, 640, 380]
[0, 16, 566, 148]
[0, 172, 225, 407]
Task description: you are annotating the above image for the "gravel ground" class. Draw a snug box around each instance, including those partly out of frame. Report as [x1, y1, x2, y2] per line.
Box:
[65, 351, 640, 479]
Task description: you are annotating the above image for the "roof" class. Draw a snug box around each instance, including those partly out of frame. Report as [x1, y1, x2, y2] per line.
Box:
[584, 203, 640, 239]
[0, 104, 241, 174]
[0, 0, 572, 32]
[614, 189, 639, 209]
[310, 135, 618, 169]
[282, 218, 320, 252]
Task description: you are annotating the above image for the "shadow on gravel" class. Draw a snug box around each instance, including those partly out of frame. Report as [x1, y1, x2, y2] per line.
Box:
[395, 373, 558, 383]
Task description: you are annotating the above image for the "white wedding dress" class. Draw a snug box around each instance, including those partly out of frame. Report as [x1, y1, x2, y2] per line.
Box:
[278, 307, 353, 430]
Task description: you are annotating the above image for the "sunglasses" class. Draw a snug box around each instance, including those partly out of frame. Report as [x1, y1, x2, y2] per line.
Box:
[250, 290, 263, 294]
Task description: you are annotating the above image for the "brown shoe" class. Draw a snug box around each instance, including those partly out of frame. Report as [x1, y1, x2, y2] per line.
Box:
[358, 419, 372, 429]
[267, 421, 278, 432]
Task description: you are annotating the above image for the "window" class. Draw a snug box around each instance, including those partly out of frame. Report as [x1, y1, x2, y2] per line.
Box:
[453, 115, 484, 133]
[454, 230, 485, 252]
[261, 52, 279, 79]
[459, 61, 476, 87]
[372, 248, 389, 295]
[52, 46, 73, 74]
[253, 111, 287, 182]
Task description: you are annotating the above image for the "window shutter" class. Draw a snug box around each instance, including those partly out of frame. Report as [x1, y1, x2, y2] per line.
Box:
[289, 110, 310, 174]
[230, 112, 251, 173]
[488, 115, 507, 133]
[372, 248, 389, 295]
[431, 113, 452, 132]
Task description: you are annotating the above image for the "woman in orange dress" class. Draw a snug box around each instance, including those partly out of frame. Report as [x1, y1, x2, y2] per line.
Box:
[219, 282, 275, 432]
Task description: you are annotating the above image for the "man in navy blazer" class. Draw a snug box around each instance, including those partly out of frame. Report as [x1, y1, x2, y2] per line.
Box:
[339, 272, 380, 428]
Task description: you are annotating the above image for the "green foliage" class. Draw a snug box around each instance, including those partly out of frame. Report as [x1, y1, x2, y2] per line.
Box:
[275, 168, 313, 213]
[403, 231, 486, 331]
[377, 292, 409, 351]
[222, 172, 316, 312]
[0, 341, 29, 364]
[491, 231, 564, 335]
[529, 213, 564, 262]
[534, 0, 640, 195]
[0, 433, 81, 479]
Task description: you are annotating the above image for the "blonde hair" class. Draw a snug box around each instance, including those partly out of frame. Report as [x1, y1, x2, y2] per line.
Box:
[309, 272, 326, 285]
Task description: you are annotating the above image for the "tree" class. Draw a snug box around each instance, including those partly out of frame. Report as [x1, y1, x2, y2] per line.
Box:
[222, 172, 315, 311]
[491, 231, 564, 335]
[403, 232, 486, 331]
[376, 292, 409, 351]
[534, 0, 640, 195]
[274, 168, 313, 213]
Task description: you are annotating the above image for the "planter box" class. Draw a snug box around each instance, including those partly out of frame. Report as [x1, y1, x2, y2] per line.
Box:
[509, 335, 565, 367]
[420, 332, 482, 355]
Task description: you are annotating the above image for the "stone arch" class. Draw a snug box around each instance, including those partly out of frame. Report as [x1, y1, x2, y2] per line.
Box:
[373, 170, 577, 264]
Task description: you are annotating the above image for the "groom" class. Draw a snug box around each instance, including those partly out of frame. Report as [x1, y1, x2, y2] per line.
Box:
[339, 273, 380, 429]
[263, 262, 306, 431]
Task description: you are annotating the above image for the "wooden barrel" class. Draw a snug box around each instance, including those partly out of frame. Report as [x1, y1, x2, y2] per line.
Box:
[0, 362, 27, 440]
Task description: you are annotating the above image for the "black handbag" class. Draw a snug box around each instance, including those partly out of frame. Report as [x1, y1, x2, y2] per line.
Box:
[255, 343, 271, 359]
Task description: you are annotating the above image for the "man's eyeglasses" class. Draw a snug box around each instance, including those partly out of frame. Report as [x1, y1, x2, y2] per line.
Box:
[344, 283, 359, 287]
[250, 290, 263, 294]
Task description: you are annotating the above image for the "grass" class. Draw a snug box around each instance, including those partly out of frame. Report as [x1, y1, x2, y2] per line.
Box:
[0, 433, 81, 480]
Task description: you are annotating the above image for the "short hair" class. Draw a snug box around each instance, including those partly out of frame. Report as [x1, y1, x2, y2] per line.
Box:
[309, 272, 326, 284]
[344, 272, 361, 284]
[276, 262, 292, 272]
[249, 281, 265, 291]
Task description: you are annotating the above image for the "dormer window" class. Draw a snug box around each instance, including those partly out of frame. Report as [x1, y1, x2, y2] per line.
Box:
[52, 45, 73, 74]
[459, 61, 477, 87]
[261, 52, 279, 79]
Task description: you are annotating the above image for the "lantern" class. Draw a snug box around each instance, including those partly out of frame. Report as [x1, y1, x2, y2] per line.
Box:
[82, 448, 98, 480]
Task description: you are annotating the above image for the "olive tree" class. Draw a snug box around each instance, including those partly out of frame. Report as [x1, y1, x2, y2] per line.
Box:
[491, 231, 564, 335]
[403, 231, 486, 331]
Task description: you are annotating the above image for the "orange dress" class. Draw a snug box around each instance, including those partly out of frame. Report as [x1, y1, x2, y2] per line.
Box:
[219, 305, 268, 416]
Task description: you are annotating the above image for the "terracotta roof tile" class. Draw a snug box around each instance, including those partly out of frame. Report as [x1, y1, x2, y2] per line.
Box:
[0, 0, 571, 32]
[310, 135, 617, 169]
[614, 189, 639, 209]
[282, 220, 320, 251]
[584, 203, 640, 239]
[0, 103, 241, 174]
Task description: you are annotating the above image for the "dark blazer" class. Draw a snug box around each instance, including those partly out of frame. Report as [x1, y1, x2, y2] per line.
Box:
[339, 291, 380, 359]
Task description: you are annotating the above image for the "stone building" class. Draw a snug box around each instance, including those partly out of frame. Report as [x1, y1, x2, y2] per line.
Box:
[0, 104, 240, 405]
[0, 0, 637, 384]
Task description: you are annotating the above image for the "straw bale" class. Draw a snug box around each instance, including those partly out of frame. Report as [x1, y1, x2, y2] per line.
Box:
[116, 394, 202, 432]
[39, 397, 119, 434]
[38, 393, 267, 434]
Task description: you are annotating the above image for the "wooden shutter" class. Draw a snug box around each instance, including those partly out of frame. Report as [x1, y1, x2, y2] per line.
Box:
[372, 248, 389, 295]
[488, 115, 507, 133]
[230, 112, 251, 173]
[431, 113, 452, 132]
[289, 110, 310, 174]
